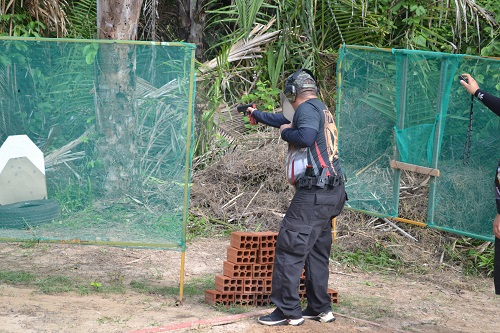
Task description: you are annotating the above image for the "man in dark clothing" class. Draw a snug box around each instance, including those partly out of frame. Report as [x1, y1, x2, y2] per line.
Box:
[460, 73, 500, 294]
[246, 69, 347, 326]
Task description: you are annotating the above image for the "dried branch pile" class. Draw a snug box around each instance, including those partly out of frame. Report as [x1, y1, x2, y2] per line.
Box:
[190, 135, 293, 232]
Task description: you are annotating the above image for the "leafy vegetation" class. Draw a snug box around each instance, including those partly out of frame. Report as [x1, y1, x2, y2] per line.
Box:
[331, 234, 495, 278]
[195, 0, 499, 157]
[443, 237, 495, 277]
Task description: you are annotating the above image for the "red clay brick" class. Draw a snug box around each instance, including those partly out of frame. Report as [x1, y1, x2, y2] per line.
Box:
[243, 279, 255, 294]
[259, 231, 278, 249]
[243, 279, 268, 294]
[222, 261, 253, 278]
[214, 274, 244, 293]
[254, 279, 268, 294]
[252, 263, 273, 279]
[328, 288, 339, 304]
[257, 248, 275, 264]
[226, 246, 257, 264]
[262, 278, 272, 294]
[230, 231, 260, 249]
[205, 289, 235, 306]
[254, 293, 272, 306]
[234, 293, 255, 305]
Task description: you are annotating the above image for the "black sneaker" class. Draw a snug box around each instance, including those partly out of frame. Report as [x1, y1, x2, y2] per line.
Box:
[258, 308, 305, 326]
[302, 307, 336, 323]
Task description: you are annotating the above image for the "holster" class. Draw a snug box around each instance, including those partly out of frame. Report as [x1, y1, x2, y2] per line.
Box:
[297, 174, 344, 189]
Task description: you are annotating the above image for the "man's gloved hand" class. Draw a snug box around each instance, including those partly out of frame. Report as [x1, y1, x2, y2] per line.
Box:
[245, 106, 258, 125]
[237, 104, 257, 125]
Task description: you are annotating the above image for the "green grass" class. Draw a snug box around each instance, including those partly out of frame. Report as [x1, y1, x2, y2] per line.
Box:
[37, 275, 75, 293]
[0, 269, 215, 300]
[130, 275, 214, 297]
[331, 242, 404, 273]
[0, 272, 76, 293]
[18, 239, 42, 249]
[0, 270, 214, 295]
[0, 271, 37, 284]
[0, 270, 125, 295]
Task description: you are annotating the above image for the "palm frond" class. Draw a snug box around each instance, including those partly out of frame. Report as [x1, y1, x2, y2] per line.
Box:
[66, 0, 97, 39]
[44, 126, 94, 170]
[234, 0, 265, 38]
[199, 20, 280, 77]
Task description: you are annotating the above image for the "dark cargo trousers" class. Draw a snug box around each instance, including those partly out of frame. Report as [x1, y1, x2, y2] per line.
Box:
[270, 182, 346, 318]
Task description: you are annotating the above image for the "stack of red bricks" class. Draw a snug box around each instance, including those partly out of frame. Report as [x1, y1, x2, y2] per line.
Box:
[205, 231, 339, 307]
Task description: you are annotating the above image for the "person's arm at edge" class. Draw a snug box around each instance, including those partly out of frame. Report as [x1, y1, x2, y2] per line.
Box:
[460, 73, 500, 117]
[494, 214, 500, 239]
[474, 90, 500, 117]
[249, 108, 289, 128]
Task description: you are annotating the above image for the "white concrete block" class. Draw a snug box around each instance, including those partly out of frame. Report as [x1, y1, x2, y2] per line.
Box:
[0, 135, 48, 205]
[0, 156, 47, 205]
[0, 134, 45, 174]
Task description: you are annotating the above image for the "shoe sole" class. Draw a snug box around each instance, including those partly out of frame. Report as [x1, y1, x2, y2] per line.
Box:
[258, 318, 305, 326]
[320, 317, 336, 323]
[303, 315, 336, 323]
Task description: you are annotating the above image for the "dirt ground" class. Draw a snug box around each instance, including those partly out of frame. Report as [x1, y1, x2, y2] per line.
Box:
[0, 236, 499, 333]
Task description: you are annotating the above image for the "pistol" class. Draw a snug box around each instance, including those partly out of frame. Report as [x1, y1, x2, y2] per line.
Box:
[237, 103, 257, 125]
[237, 103, 256, 114]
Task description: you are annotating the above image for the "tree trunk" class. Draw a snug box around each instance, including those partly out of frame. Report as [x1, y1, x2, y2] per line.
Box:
[96, 0, 144, 196]
[97, 0, 143, 40]
[177, 0, 206, 60]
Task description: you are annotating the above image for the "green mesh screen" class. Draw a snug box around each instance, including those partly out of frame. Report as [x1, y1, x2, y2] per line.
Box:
[0, 37, 196, 250]
[337, 45, 499, 241]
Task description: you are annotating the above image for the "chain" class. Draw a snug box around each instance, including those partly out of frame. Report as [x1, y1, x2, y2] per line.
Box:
[463, 95, 474, 165]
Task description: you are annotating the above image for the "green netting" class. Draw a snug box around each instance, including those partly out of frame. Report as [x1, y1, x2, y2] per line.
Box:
[0, 37, 196, 250]
[337, 45, 499, 241]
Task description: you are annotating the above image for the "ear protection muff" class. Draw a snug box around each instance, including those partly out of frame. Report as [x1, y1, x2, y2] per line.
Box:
[283, 68, 317, 103]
